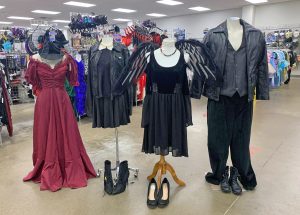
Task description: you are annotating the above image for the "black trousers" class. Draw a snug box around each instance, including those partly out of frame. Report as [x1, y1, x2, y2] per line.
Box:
[205, 93, 257, 189]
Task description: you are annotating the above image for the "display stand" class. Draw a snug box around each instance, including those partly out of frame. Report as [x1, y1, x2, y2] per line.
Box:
[111, 128, 139, 179]
[97, 128, 139, 179]
[147, 156, 185, 188]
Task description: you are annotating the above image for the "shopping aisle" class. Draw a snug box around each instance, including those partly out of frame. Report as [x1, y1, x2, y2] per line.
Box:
[0, 79, 300, 215]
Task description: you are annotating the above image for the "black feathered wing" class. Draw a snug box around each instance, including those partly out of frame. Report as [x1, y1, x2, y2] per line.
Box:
[114, 42, 159, 95]
[175, 39, 221, 88]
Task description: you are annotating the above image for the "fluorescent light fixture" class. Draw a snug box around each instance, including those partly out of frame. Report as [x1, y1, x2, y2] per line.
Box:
[112, 8, 136, 13]
[0, 21, 13, 24]
[0, 6, 5, 9]
[0, 30, 9, 32]
[64, 26, 69, 28]
[52, 20, 70, 23]
[156, 0, 183, 6]
[64, 1, 95, 7]
[189, 6, 210, 12]
[245, 0, 268, 4]
[32, 10, 61, 15]
[8, 16, 34, 20]
[31, 23, 48, 26]
[146, 13, 167, 17]
[113, 18, 132, 22]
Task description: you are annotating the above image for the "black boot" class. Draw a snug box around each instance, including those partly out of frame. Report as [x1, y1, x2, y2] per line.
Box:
[112, 161, 129, 195]
[220, 166, 231, 193]
[104, 160, 114, 195]
[229, 167, 242, 195]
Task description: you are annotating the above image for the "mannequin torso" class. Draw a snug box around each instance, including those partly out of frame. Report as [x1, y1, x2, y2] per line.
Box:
[99, 36, 114, 50]
[32, 53, 66, 69]
[146, 38, 189, 66]
[227, 17, 244, 51]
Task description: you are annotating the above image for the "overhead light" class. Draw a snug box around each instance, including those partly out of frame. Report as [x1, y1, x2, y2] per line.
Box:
[113, 18, 132, 22]
[52, 20, 70, 23]
[8, 16, 34, 20]
[31, 23, 48, 26]
[0, 30, 9, 32]
[0, 6, 5, 9]
[64, 26, 69, 28]
[189, 6, 210, 12]
[0, 21, 13, 24]
[64, 1, 96, 7]
[245, 0, 268, 4]
[146, 13, 167, 17]
[156, 0, 183, 6]
[32, 10, 61, 15]
[112, 8, 136, 13]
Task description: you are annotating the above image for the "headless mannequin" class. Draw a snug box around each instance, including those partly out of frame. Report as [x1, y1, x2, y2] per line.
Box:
[227, 17, 243, 51]
[99, 36, 114, 50]
[31, 54, 66, 69]
[146, 38, 189, 188]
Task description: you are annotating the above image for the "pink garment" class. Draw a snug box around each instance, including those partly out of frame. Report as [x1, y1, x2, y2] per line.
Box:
[23, 55, 96, 192]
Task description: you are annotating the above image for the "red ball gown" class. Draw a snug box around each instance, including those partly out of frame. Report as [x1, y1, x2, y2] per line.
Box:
[23, 54, 96, 192]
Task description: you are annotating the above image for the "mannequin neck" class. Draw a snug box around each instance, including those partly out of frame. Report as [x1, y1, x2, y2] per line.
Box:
[161, 38, 177, 56]
[227, 17, 242, 31]
[99, 36, 114, 50]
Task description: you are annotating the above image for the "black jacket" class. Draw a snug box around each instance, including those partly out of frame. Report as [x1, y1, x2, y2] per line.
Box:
[86, 42, 130, 116]
[192, 20, 269, 101]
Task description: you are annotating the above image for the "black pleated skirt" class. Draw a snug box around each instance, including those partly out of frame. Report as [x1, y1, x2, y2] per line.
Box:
[92, 91, 131, 128]
[141, 92, 192, 157]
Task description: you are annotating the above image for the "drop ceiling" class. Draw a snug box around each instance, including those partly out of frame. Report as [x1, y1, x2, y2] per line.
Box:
[0, 0, 294, 28]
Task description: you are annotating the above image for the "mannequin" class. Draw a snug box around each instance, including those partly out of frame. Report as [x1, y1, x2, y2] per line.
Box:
[99, 35, 114, 50]
[203, 18, 269, 193]
[31, 54, 66, 69]
[227, 17, 243, 51]
[24, 29, 97, 191]
[145, 38, 190, 188]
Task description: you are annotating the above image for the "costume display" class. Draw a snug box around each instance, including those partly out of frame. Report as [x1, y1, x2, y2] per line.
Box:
[199, 19, 269, 191]
[23, 30, 96, 192]
[114, 39, 219, 157]
[86, 41, 132, 128]
[74, 59, 87, 117]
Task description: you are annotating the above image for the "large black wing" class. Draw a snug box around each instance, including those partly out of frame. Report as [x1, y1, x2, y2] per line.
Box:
[114, 42, 158, 95]
[175, 39, 221, 87]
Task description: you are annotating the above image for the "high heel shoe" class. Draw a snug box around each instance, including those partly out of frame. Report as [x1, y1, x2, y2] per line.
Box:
[112, 160, 129, 195]
[147, 178, 158, 209]
[158, 178, 170, 208]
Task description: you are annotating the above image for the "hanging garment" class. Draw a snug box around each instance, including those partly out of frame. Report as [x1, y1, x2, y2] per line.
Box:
[75, 60, 87, 117]
[23, 54, 96, 192]
[0, 69, 13, 136]
[86, 42, 132, 128]
[141, 51, 192, 157]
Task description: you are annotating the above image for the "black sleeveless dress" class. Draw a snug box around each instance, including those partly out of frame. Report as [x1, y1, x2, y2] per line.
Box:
[141, 51, 192, 157]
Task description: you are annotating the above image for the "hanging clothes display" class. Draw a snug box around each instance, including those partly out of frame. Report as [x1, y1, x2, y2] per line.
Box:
[0, 63, 13, 137]
[86, 42, 132, 128]
[74, 59, 87, 117]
